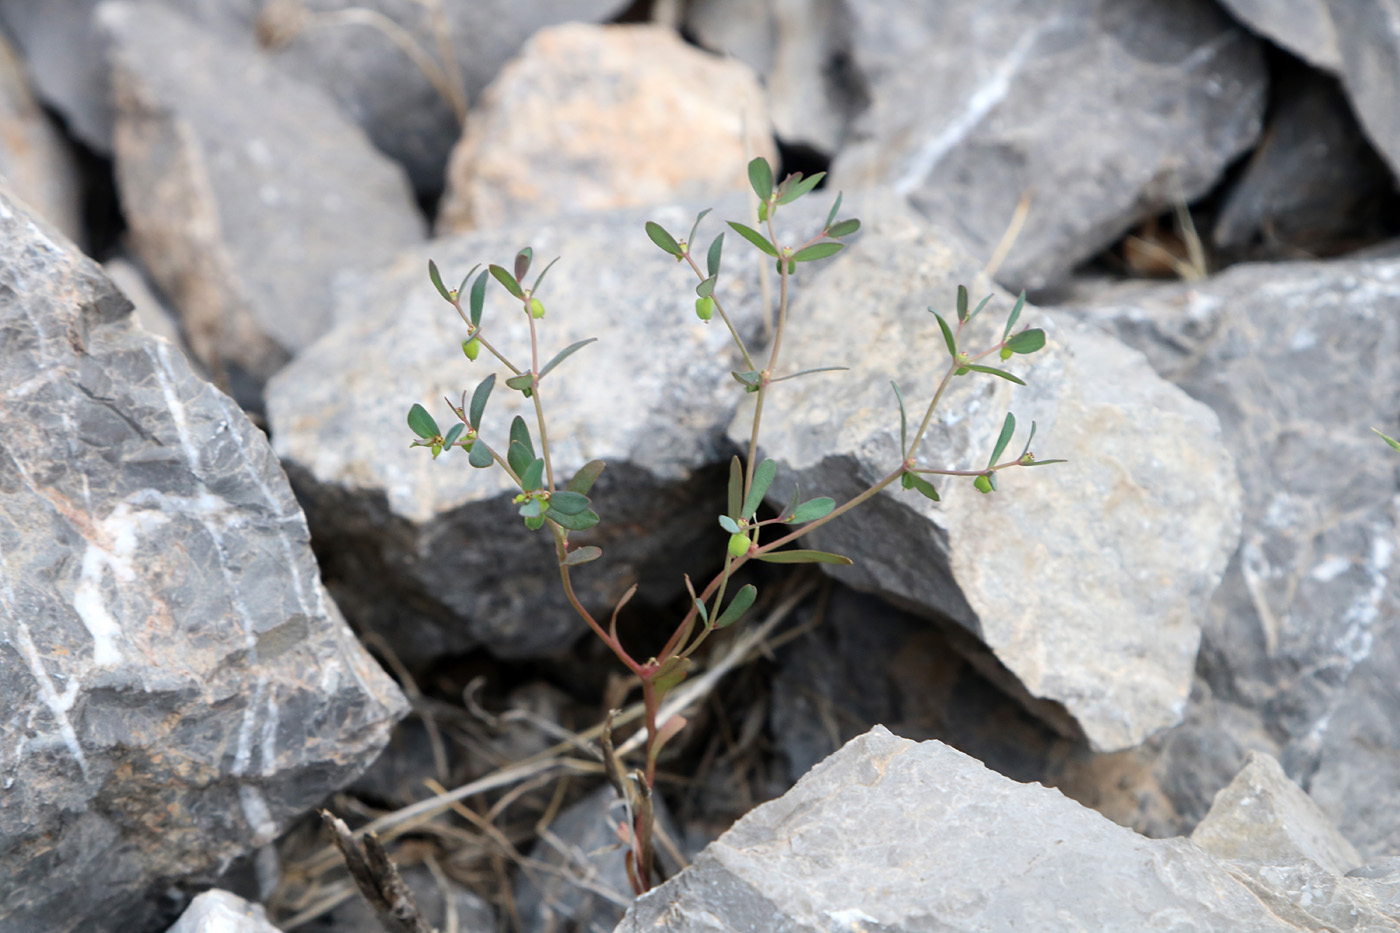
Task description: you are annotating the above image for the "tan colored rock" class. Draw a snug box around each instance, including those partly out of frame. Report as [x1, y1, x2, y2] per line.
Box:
[0, 31, 83, 244]
[438, 23, 775, 233]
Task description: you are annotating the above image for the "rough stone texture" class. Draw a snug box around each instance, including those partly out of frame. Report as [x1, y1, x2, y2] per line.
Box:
[267, 196, 796, 661]
[1066, 255, 1400, 856]
[102, 1, 425, 410]
[684, 0, 865, 155]
[0, 185, 406, 933]
[830, 0, 1266, 291]
[1216, 0, 1341, 70]
[744, 193, 1241, 753]
[0, 29, 83, 244]
[1212, 70, 1398, 260]
[618, 727, 1313, 932]
[166, 890, 284, 933]
[103, 255, 186, 349]
[437, 23, 776, 234]
[1192, 750, 1363, 875]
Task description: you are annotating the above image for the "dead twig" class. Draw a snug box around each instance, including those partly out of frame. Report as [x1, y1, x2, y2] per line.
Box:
[320, 810, 436, 933]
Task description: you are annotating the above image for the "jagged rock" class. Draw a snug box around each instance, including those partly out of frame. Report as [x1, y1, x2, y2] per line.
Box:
[266, 197, 790, 662]
[618, 727, 1321, 932]
[0, 185, 406, 933]
[0, 29, 83, 244]
[166, 891, 284, 933]
[741, 192, 1241, 753]
[437, 23, 776, 233]
[830, 0, 1266, 291]
[1066, 254, 1400, 856]
[101, 1, 424, 411]
[1216, 0, 1341, 70]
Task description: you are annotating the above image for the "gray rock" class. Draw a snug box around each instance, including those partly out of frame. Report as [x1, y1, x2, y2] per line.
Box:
[101, 1, 425, 410]
[743, 192, 1241, 752]
[1224, 859, 1400, 931]
[166, 890, 284, 933]
[1216, 0, 1341, 70]
[266, 197, 786, 661]
[0, 184, 406, 933]
[437, 23, 776, 234]
[830, 0, 1266, 291]
[103, 256, 186, 348]
[1192, 750, 1362, 875]
[1066, 254, 1400, 856]
[618, 726, 1306, 932]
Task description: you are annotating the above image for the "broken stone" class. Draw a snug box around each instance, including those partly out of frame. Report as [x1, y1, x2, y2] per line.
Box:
[0, 29, 83, 244]
[1215, 0, 1341, 70]
[165, 890, 284, 933]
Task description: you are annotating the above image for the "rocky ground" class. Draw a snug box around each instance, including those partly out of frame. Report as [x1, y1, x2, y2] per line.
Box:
[1, 1, 1398, 931]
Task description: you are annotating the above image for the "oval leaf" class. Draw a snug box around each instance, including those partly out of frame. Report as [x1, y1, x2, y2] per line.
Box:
[714, 584, 758, 628]
[567, 460, 605, 495]
[548, 507, 600, 531]
[513, 246, 532, 283]
[696, 275, 717, 299]
[407, 403, 439, 439]
[522, 457, 545, 491]
[563, 546, 602, 566]
[548, 490, 590, 515]
[901, 471, 940, 501]
[505, 373, 535, 392]
[790, 497, 835, 523]
[469, 373, 495, 429]
[988, 412, 1016, 468]
[687, 208, 711, 247]
[718, 514, 741, 534]
[707, 233, 724, 278]
[793, 242, 844, 262]
[469, 269, 488, 328]
[540, 337, 597, 379]
[747, 157, 773, 201]
[645, 221, 682, 258]
[756, 549, 853, 565]
[1006, 328, 1046, 354]
[468, 441, 493, 468]
[728, 456, 743, 519]
[443, 423, 464, 448]
[932, 310, 957, 361]
[828, 218, 860, 238]
[956, 284, 969, 322]
[778, 171, 825, 205]
[489, 264, 524, 299]
[428, 260, 452, 301]
[507, 416, 534, 475]
[741, 458, 777, 519]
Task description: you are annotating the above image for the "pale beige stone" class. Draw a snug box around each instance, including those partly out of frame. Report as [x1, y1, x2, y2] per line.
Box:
[0, 32, 83, 244]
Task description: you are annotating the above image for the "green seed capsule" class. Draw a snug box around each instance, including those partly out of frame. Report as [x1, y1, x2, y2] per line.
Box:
[727, 532, 750, 558]
[463, 338, 481, 361]
[973, 475, 993, 494]
[696, 296, 715, 321]
[1000, 346, 1013, 361]
[529, 297, 546, 319]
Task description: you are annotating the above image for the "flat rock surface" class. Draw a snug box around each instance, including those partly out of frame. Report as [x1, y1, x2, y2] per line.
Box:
[0, 185, 405, 933]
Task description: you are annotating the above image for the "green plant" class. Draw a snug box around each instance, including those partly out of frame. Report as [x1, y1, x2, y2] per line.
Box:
[406, 158, 1060, 894]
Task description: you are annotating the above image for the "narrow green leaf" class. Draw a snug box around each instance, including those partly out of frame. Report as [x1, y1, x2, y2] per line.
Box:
[696, 275, 717, 299]
[690, 585, 708, 623]
[793, 242, 844, 262]
[507, 417, 534, 475]
[727, 221, 779, 257]
[469, 374, 495, 429]
[756, 549, 853, 565]
[522, 457, 545, 491]
[563, 546, 602, 566]
[791, 497, 835, 523]
[567, 460, 606, 495]
[455, 264, 480, 301]
[687, 208, 711, 247]
[489, 264, 524, 298]
[469, 270, 488, 328]
[747, 157, 773, 201]
[714, 584, 758, 628]
[1375, 428, 1400, 452]
[1002, 291, 1027, 340]
[964, 364, 1026, 385]
[891, 381, 908, 457]
[707, 233, 724, 278]
[956, 285, 969, 322]
[826, 192, 844, 229]
[968, 293, 993, 321]
[828, 218, 860, 238]
[548, 490, 590, 515]
[988, 412, 1016, 468]
[505, 373, 535, 392]
[428, 260, 451, 301]
[1019, 420, 1038, 459]
[645, 221, 683, 258]
[1005, 328, 1046, 354]
[468, 442, 493, 468]
[540, 337, 597, 378]
[741, 458, 777, 519]
[783, 481, 801, 521]
[443, 423, 464, 448]
[728, 456, 743, 519]
[513, 247, 532, 282]
[407, 403, 439, 439]
[548, 507, 599, 531]
[932, 310, 957, 360]
[769, 366, 849, 384]
[901, 471, 940, 501]
[1021, 458, 1068, 467]
[532, 256, 561, 293]
[718, 515, 741, 534]
[777, 171, 824, 204]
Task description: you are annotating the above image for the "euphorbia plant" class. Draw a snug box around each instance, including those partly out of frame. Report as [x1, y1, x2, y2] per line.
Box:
[407, 157, 1060, 893]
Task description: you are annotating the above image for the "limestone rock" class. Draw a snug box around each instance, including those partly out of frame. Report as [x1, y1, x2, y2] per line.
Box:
[102, 1, 424, 410]
[0, 29, 83, 244]
[742, 193, 1241, 752]
[830, 0, 1266, 291]
[0, 184, 406, 933]
[1216, 0, 1341, 70]
[166, 891, 284, 933]
[437, 24, 776, 233]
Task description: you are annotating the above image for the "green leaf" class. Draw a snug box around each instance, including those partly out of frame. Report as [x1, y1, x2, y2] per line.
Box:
[707, 233, 724, 278]
[728, 456, 743, 520]
[793, 242, 844, 262]
[696, 275, 717, 299]
[756, 549, 853, 565]
[714, 584, 758, 628]
[524, 513, 546, 531]
[687, 208, 711, 247]
[468, 442, 493, 468]
[548, 507, 599, 531]
[718, 514, 742, 534]
[790, 497, 835, 522]
[505, 373, 535, 392]
[742, 459, 777, 519]
[782, 481, 801, 522]
[540, 337, 597, 379]
[732, 369, 763, 387]
[769, 366, 848, 384]
[489, 264, 524, 298]
[1021, 458, 1068, 467]
[1005, 328, 1046, 354]
[507, 417, 534, 475]
[968, 293, 993, 321]
[901, 471, 940, 501]
[988, 412, 1016, 468]
[567, 460, 606, 495]
[428, 260, 452, 301]
[1376, 428, 1400, 452]
[469, 270, 488, 328]
[825, 191, 843, 229]
[646, 221, 682, 258]
[548, 490, 590, 514]
[513, 247, 532, 282]
[522, 457, 545, 491]
[531, 256, 561, 293]
[932, 310, 957, 360]
[964, 364, 1026, 385]
[519, 497, 542, 518]
[691, 591, 707, 623]
[456, 264, 480, 301]
[443, 423, 464, 448]
[469, 374, 495, 429]
[891, 381, 908, 456]
[778, 171, 824, 204]
[1002, 291, 1027, 340]
[747, 157, 773, 201]
[727, 221, 779, 257]
[407, 403, 439, 439]
[827, 218, 860, 238]
[956, 285, 969, 323]
[1019, 420, 1038, 459]
[563, 546, 602, 566]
